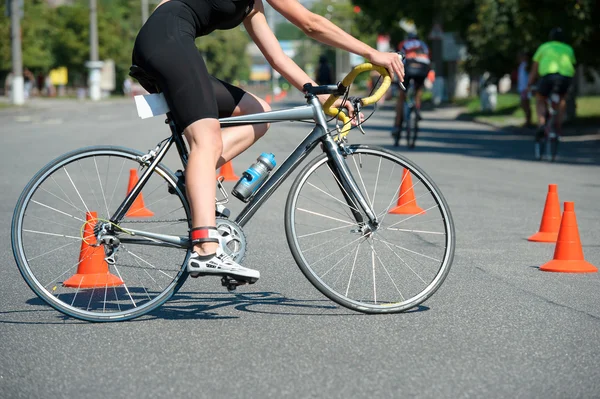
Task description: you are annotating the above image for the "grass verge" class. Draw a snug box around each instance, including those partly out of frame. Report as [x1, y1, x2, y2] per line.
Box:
[456, 94, 600, 128]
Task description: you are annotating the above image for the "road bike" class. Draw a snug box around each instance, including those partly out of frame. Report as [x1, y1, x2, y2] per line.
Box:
[534, 89, 561, 161]
[11, 63, 455, 322]
[393, 78, 421, 148]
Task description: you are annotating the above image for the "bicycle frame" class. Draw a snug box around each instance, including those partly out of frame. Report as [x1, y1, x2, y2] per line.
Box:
[112, 95, 379, 248]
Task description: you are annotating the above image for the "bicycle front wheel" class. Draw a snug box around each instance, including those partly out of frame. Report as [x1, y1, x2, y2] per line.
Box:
[11, 146, 191, 322]
[285, 145, 455, 314]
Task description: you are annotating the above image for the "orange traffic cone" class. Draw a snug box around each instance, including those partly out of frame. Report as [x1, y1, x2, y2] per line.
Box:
[125, 169, 154, 217]
[63, 212, 124, 288]
[389, 169, 425, 215]
[540, 202, 597, 273]
[217, 161, 239, 181]
[528, 184, 561, 242]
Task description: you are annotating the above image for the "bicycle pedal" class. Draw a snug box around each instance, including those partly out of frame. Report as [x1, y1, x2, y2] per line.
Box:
[221, 276, 251, 292]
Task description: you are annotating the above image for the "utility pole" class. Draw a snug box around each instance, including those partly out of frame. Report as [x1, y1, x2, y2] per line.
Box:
[86, 0, 103, 101]
[266, 3, 279, 97]
[10, 0, 24, 105]
[141, 0, 149, 24]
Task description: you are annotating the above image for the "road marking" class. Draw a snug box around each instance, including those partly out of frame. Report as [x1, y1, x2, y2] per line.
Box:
[43, 118, 63, 125]
[561, 133, 600, 142]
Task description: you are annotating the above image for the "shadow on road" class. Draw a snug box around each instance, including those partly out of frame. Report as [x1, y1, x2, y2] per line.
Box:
[0, 293, 429, 323]
[367, 120, 600, 166]
[149, 291, 429, 320]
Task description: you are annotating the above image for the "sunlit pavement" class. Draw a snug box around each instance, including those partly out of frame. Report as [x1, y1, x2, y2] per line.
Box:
[0, 97, 598, 398]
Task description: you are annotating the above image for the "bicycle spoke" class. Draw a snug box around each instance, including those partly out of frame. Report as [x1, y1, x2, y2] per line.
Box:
[63, 167, 90, 215]
[94, 156, 111, 217]
[296, 207, 356, 226]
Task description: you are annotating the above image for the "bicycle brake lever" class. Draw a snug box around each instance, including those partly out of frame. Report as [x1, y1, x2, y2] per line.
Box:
[353, 99, 366, 135]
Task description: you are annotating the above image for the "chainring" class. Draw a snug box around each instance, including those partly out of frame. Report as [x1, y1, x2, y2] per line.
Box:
[216, 217, 247, 263]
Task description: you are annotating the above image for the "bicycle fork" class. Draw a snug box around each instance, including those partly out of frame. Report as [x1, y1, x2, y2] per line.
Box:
[321, 136, 379, 231]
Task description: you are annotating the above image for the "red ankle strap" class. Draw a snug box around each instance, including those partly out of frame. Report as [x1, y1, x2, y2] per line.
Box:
[190, 226, 219, 244]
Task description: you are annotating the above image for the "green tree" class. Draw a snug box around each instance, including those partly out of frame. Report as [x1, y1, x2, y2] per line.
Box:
[352, 0, 598, 77]
[275, 22, 304, 41]
[196, 28, 251, 82]
[0, 0, 57, 72]
[51, 3, 89, 78]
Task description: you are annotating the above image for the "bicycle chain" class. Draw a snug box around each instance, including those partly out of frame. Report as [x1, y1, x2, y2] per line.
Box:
[120, 218, 189, 224]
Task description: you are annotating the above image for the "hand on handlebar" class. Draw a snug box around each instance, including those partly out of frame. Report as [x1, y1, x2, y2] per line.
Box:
[369, 51, 405, 84]
[319, 95, 364, 126]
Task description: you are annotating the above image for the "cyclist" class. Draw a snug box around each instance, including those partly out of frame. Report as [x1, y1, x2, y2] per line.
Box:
[132, 0, 405, 284]
[392, 31, 431, 140]
[526, 27, 576, 141]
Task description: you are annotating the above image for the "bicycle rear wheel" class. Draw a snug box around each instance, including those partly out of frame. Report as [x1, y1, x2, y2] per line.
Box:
[285, 145, 455, 313]
[407, 108, 418, 148]
[11, 146, 191, 322]
[549, 134, 559, 162]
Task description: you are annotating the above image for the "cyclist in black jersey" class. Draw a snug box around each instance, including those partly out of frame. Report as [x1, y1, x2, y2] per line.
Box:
[132, 0, 405, 281]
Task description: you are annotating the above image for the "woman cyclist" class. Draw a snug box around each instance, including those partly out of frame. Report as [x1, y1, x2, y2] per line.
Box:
[132, 0, 405, 284]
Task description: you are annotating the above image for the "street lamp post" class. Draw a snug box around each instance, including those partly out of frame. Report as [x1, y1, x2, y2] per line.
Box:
[265, 3, 279, 97]
[141, 0, 149, 24]
[10, 0, 24, 105]
[86, 0, 103, 101]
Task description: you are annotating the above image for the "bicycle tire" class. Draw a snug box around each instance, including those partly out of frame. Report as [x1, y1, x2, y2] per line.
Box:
[549, 136, 559, 162]
[535, 131, 545, 161]
[11, 146, 191, 322]
[407, 108, 418, 149]
[284, 145, 455, 314]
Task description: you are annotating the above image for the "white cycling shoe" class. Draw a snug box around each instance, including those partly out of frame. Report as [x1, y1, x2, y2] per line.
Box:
[187, 247, 259, 284]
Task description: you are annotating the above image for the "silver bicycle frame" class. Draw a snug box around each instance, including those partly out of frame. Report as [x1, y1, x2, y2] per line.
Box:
[116, 95, 378, 248]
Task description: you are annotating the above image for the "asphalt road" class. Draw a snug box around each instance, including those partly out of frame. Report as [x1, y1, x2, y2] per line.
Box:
[1, 96, 599, 399]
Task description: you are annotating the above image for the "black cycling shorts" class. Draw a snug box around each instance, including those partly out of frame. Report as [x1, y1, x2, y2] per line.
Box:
[403, 60, 430, 90]
[537, 73, 572, 97]
[132, 1, 246, 130]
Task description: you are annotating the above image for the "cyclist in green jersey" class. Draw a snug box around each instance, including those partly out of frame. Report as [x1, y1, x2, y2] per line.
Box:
[526, 27, 576, 138]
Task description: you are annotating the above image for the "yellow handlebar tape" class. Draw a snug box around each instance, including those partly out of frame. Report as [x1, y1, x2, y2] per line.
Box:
[322, 63, 392, 140]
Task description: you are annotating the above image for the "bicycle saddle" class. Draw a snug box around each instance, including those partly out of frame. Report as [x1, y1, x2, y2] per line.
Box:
[129, 65, 160, 94]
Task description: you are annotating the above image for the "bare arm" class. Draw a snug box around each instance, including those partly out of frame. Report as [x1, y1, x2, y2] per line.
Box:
[264, 0, 404, 81]
[244, 1, 320, 95]
[527, 61, 539, 87]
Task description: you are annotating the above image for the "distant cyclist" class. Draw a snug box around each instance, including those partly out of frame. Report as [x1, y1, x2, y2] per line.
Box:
[392, 31, 431, 137]
[526, 27, 576, 140]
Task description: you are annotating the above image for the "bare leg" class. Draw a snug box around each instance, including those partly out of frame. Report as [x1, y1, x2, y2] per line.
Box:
[556, 96, 567, 136]
[414, 86, 424, 110]
[535, 94, 547, 128]
[185, 93, 271, 256]
[521, 92, 532, 126]
[218, 92, 271, 167]
[394, 91, 406, 128]
[184, 119, 223, 256]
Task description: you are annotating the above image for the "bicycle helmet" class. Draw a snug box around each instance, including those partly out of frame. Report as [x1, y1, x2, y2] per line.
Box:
[549, 27, 565, 42]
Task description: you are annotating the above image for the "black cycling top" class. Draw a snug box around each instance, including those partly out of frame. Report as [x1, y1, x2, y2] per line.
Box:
[175, 0, 255, 36]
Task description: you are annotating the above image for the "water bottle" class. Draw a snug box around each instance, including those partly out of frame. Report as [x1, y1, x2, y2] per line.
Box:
[232, 153, 276, 202]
